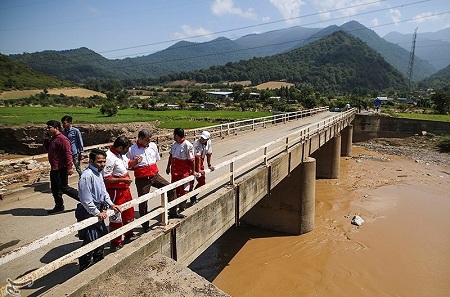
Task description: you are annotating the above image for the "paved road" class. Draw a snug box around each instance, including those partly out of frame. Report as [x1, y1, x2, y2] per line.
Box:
[0, 111, 338, 296]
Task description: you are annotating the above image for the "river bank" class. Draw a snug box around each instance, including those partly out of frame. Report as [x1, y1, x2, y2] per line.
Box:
[190, 145, 450, 296]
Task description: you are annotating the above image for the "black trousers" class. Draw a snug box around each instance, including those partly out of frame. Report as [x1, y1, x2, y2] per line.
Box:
[135, 173, 176, 229]
[78, 221, 108, 272]
[50, 167, 79, 207]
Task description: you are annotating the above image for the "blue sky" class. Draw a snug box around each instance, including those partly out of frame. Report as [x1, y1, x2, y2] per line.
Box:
[1, 0, 449, 59]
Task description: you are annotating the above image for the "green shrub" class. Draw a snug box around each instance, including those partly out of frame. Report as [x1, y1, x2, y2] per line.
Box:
[438, 136, 450, 152]
[100, 102, 118, 117]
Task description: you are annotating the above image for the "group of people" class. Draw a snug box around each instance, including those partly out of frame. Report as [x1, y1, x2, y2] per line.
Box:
[43, 117, 214, 271]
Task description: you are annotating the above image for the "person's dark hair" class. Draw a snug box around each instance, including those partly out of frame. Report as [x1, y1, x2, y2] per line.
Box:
[61, 115, 73, 123]
[173, 128, 184, 138]
[89, 148, 106, 161]
[113, 136, 131, 148]
[138, 129, 152, 139]
[46, 120, 61, 129]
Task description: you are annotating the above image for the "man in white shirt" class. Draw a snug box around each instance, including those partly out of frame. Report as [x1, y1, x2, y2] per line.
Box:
[103, 136, 135, 251]
[126, 130, 177, 229]
[166, 128, 199, 217]
[191, 130, 214, 204]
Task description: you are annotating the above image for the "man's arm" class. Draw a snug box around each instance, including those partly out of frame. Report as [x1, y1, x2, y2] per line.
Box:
[78, 177, 100, 216]
[43, 134, 50, 152]
[104, 176, 132, 184]
[103, 158, 132, 185]
[75, 128, 84, 153]
[61, 137, 75, 175]
[206, 153, 214, 171]
[165, 154, 172, 175]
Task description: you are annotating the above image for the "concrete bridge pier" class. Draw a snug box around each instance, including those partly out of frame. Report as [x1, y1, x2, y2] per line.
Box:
[240, 157, 316, 235]
[341, 124, 353, 157]
[312, 134, 341, 179]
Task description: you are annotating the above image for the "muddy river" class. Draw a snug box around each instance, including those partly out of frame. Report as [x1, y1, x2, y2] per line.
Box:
[190, 146, 450, 296]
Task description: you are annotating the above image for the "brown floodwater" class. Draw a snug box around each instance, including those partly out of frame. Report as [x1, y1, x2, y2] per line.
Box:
[189, 147, 450, 297]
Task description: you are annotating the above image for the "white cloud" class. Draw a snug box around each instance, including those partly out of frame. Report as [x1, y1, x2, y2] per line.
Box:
[211, 0, 257, 19]
[269, 0, 305, 24]
[370, 17, 379, 27]
[173, 25, 214, 40]
[388, 8, 401, 25]
[411, 11, 446, 23]
[311, 0, 383, 19]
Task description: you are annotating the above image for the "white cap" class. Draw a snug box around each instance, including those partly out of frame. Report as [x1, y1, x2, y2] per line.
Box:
[200, 131, 210, 140]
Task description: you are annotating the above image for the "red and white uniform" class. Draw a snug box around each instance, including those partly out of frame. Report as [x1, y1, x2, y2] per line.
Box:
[193, 138, 212, 188]
[169, 139, 194, 196]
[126, 142, 160, 178]
[104, 147, 131, 189]
[103, 147, 134, 245]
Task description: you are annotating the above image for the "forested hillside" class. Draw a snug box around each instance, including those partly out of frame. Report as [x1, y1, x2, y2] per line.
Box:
[9, 48, 121, 82]
[0, 54, 74, 91]
[419, 64, 450, 89]
[156, 31, 410, 93]
[294, 21, 436, 81]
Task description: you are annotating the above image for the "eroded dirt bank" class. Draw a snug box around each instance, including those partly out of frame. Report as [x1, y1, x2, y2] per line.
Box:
[0, 122, 160, 155]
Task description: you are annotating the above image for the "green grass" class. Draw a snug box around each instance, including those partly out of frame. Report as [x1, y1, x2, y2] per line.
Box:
[0, 106, 271, 127]
[393, 112, 450, 122]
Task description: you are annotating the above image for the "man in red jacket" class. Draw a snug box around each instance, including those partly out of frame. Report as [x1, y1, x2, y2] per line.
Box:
[103, 136, 135, 251]
[43, 120, 78, 214]
[166, 128, 199, 216]
[126, 129, 177, 231]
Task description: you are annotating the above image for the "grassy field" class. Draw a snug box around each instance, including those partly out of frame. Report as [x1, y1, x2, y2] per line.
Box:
[394, 112, 450, 122]
[0, 106, 270, 127]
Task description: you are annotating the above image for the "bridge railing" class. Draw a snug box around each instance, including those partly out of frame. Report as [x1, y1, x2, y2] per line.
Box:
[0, 107, 328, 186]
[0, 106, 351, 296]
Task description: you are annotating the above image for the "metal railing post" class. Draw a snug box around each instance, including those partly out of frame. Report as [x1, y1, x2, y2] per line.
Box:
[229, 161, 235, 185]
[161, 192, 168, 226]
[264, 146, 268, 166]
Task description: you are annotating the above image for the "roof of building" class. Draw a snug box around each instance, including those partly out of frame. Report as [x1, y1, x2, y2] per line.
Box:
[207, 91, 233, 95]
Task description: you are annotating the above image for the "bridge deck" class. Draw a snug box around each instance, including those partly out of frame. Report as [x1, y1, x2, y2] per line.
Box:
[0, 111, 338, 296]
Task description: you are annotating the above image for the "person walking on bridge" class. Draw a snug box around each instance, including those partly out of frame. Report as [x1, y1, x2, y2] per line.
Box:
[103, 136, 135, 252]
[61, 115, 84, 177]
[126, 129, 177, 230]
[166, 128, 199, 217]
[76, 149, 121, 272]
[43, 120, 79, 214]
[190, 130, 214, 205]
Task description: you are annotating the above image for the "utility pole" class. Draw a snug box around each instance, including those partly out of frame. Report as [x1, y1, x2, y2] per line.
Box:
[407, 27, 418, 82]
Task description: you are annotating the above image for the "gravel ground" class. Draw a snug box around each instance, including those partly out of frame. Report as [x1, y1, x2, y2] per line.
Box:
[355, 135, 450, 167]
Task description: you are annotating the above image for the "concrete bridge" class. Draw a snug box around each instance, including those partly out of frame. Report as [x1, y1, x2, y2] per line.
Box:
[0, 108, 356, 296]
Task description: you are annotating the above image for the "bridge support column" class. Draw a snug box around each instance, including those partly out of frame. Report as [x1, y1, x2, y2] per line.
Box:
[240, 157, 316, 235]
[341, 124, 353, 157]
[312, 134, 341, 179]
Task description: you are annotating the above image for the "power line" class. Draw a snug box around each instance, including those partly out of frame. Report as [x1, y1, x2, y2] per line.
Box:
[104, 0, 435, 59]
[101, 11, 450, 74]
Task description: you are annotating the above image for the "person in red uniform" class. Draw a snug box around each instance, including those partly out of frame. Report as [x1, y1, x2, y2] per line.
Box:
[165, 128, 199, 216]
[103, 136, 135, 252]
[126, 129, 178, 229]
[43, 120, 78, 214]
[190, 130, 214, 205]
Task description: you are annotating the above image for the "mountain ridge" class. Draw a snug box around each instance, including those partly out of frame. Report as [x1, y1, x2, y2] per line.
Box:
[7, 21, 447, 84]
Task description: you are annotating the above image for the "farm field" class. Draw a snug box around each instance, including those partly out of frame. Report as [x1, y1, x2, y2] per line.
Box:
[394, 112, 450, 122]
[0, 106, 270, 128]
[254, 81, 295, 90]
[0, 88, 106, 99]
